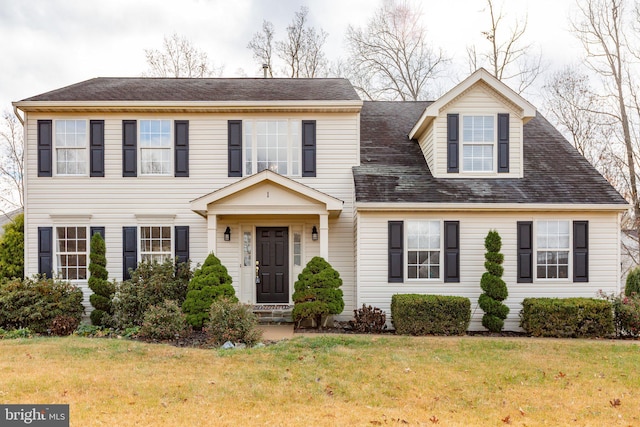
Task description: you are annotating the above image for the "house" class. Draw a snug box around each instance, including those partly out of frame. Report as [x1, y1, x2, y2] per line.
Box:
[12, 69, 628, 330]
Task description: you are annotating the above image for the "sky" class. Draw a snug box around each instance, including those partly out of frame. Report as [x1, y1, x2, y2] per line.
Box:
[0, 0, 584, 112]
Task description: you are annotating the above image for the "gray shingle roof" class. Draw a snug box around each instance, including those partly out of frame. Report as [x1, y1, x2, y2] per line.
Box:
[20, 77, 360, 102]
[354, 101, 627, 205]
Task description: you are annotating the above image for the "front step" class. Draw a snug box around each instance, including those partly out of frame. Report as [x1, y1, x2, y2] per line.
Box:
[253, 304, 294, 324]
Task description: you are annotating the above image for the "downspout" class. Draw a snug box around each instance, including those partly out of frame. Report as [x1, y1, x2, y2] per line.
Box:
[13, 105, 24, 126]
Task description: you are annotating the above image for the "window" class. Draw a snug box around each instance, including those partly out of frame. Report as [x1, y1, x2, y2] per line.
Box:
[140, 226, 172, 263]
[536, 220, 570, 279]
[55, 120, 87, 175]
[244, 120, 300, 176]
[406, 221, 441, 279]
[140, 120, 171, 175]
[243, 232, 252, 267]
[462, 115, 494, 172]
[56, 226, 87, 280]
[294, 232, 302, 266]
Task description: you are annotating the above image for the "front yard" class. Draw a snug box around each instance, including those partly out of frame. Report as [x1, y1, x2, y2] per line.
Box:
[1, 334, 638, 426]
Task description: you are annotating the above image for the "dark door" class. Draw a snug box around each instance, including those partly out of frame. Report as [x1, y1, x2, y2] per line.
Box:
[256, 227, 289, 303]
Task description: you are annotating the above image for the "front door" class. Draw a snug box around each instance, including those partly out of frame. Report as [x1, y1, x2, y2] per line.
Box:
[256, 227, 289, 303]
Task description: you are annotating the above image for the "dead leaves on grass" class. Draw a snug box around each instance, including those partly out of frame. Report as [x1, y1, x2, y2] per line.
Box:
[610, 398, 622, 408]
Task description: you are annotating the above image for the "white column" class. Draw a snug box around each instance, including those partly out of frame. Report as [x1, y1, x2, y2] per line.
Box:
[207, 213, 217, 254]
[320, 214, 329, 259]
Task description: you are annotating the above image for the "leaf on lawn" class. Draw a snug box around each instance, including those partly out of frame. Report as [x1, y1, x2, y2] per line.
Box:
[369, 422, 382, 426]
[325, 386, 334, 396]
[429, 415, 439, 424]
[298, 356, 305, 361]
[609, 398, 621, 408]
[518, 407, 526, 416]
[392, 418, 408, 424]
[554, 372, 566, 379]
[501, 414, 511, 424]
[404, 367, 412, 373]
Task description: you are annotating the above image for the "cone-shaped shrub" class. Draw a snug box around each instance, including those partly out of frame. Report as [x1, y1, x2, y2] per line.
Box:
[478, 230, 509, 332]
[292, 256, 344, 328]
[0, 213, 24, 279]
[182, 253, 236, 329]
[88, 233, 114, 326]
[625, 266, 640, 296]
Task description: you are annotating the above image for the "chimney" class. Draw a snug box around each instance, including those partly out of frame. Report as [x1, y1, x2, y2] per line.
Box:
[262, 64, 269, 78]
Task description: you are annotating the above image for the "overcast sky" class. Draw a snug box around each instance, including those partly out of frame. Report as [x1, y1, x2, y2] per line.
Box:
[1, 0, 583, 111]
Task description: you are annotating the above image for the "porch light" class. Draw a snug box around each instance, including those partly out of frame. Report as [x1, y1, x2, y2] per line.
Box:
[311, 226, 318, 241]
[224, 227, 231, 241]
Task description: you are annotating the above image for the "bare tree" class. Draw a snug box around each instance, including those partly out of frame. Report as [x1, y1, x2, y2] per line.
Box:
[467, 0, 543, 94]
[248, 20, 275, 78]
[144, 33, 223, 78]
[0, 111, 24, 213]
[345, 0, 447, 101]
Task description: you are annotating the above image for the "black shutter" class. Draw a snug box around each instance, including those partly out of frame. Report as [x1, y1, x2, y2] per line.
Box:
[38, 227, 53, 278]
[497, 113, 509, 173]
[122, 227, 137, 281]
[444, 221, 460, 282]
[447, 114, 459, 173]
[228, 120, 242, 177]
[573, 221, 589, 282]
[90, 227, 105, 240]
[302, 120, 317, 177]
[517, 221, 533, 283]
[90, 120, 105, 177]
[174, 120, 189, 177]
[388, 221, 404, 283]
[122, 120, 137, 177]
[37, 120, 52, 177]
[175, 226, 190, 264]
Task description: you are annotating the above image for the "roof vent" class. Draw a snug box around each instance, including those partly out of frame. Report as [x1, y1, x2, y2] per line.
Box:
[262, 64, 269, 78]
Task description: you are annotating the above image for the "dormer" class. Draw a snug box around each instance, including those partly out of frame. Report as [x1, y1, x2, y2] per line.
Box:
[409, 68, 536, 179]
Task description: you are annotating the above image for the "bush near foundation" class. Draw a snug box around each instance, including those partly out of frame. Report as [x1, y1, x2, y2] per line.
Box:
[625, 267, 640, 297]
[391, 294, 470, 336]
[88, 233, 114, 326]
[520, 297, 614, 338]
[140, 300, 187, 340]
[207, 297, 263, 346]
[292, 256, 344, 328]
[478, 230, 509, 332]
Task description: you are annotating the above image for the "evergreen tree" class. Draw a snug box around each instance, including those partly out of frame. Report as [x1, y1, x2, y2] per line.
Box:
[292, 256, 344, 328]
[88, 233, 114, 326]
[478, 230, 509, 332]
[0, 213, 24, 279]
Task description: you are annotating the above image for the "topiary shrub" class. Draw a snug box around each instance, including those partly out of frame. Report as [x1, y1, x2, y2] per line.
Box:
[88, 233, 114, 326]
[182, 253, 236, 329]
[0, 213, 24, 279]
[349, 304, 387, 333]
[207, 297, 263, 346]
[625, 266, 640, 297]
[139, 299, 187, 340]
[478, 230, 509, 332]
[391, 294, 471, 335]
[292, 256, 344, 328]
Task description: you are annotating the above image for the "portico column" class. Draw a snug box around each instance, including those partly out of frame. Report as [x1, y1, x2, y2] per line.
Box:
[207, 213, 217, 254]
[320, 213, 329, 259]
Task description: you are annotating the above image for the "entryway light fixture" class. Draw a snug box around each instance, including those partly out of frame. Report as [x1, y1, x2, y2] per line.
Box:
[311, 226, 318, 241]
[224, 227, 231, 241]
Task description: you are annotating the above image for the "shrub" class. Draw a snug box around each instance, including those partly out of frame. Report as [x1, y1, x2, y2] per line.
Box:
[109, 258, 192, 329]
[182, 253, 236, 329]
[349, 304, 387, 333]
[391, 294, 471, 335]
[0, 213, 24, 279]
[0, 276, 84, 334]
[292, 256, 344, 328]
[520, 297, 614, 338]
[50, 314, 81, 336]
[140, 300, 187, 340]
[599, 291, 640, 337]
[207, 297, 263, 346]
[625, 267, 640, 297]
[478, 230, 509, 332]
[88, 233, 114, 326]
[0, 328, 32, 339]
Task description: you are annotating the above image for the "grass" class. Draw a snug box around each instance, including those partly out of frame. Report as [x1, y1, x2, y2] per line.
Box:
[0, 335, 639, 426]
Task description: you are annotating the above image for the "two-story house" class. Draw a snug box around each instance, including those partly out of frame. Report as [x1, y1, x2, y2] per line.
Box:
[13, 69, 628, 330]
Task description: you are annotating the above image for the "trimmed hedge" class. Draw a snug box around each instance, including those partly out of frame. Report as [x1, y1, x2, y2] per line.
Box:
[391, 294, 471, 336]
[520, 297, 614, 338]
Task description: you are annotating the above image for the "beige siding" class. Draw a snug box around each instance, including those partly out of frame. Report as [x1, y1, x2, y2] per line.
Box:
[418, 123, 435, 173]
[24, 111, 359, 315]
[357, 210, 620, 331]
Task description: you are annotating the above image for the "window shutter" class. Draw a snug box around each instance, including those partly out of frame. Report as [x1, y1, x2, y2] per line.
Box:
[517, 221, 533, 283]
[228, 120, 242, 177]
[444, 221, 460, 283]
[498, 113, 509, 173]
[302, 120, 317, 177]
[573, 221, 589, 282]
[37, 120, 52, 177]
[89, 120, 105, 177]
[174, 120, 189, 177]
[175, 226, 190, 265]
[38, 227, 53, 278]
[90, 227, 105, 240]
[388, 221, 404, 283]
[122, 227, 137, 281]
[122, 120, 137, 177]
[447, 114, 459, 173]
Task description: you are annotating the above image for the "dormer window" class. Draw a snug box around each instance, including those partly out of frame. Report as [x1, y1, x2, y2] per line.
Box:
[462, 115, 495, 172]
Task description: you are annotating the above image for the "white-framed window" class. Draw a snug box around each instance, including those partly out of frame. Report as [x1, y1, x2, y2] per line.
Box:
[140, 120, 171, 175]
[293, 232, 302, 266]
[55, 120, 87, 175]
[406, 220, 441, 279]
[243, 231, 252, 267]
[56, 226, 88, 280]
[462, 115, 494, 172]
[536, 220, 570, 279]
[140, 226, 172, 263]
[244, 120, 300, 176]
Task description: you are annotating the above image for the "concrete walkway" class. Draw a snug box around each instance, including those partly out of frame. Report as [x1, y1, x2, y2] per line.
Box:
[258, 324, 295, 341]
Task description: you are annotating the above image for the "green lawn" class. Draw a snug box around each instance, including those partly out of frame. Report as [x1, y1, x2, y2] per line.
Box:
[0, 334, 638, 426]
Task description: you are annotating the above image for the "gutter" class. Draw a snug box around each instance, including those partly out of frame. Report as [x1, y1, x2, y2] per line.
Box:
[12, 104, 24, 126]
